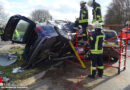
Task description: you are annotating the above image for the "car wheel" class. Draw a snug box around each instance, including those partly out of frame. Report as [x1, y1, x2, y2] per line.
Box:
[113, 57, 118, 62]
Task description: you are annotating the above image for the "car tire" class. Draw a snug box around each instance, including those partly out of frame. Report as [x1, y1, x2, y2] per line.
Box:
[113, 57, 118, 62]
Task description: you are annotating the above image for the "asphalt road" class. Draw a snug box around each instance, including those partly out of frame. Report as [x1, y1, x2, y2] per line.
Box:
[89, 45, 130, 90]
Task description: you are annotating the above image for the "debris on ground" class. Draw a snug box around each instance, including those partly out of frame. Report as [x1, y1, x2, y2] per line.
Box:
[0, 52, 19, 66]
[0, 71, 3, 75]
[0, 77, 3, 87]
[12, 67, 24, 73]
[2, 76, 10, 83]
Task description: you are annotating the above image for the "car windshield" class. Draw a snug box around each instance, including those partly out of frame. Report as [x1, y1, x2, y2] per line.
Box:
[128, 29, 130, 34]
[90, 30, 118, 42]
[103, 31, 118, 41]
[104, 31, 116, 39]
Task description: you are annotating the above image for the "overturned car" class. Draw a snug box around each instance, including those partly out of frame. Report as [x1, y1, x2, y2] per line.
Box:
[1, 15, 76, 68]
[0, 15, 120, 69]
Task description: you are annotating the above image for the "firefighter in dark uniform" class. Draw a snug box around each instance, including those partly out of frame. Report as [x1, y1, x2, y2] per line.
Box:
[88, 21, 105, 78]
[87, 0, 102, 23]
[73, 1, 88, 40]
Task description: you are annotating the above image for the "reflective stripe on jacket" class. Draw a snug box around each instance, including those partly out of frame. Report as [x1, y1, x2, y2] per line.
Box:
[15, 29, 20, 37]
[79, 6, 88, 23]
[89, 30, 105, 54]
[92, 2, 102, 23]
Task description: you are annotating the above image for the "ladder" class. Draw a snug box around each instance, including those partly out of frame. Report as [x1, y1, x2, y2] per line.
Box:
[75, 32, 87, 60]
[118, 28, 128, 74]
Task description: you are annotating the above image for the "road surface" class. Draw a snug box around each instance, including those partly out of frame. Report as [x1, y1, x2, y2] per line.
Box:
[24, 45, 130, 90]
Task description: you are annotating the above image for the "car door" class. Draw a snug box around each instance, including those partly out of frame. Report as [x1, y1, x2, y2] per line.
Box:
[1, 15, 36, 44]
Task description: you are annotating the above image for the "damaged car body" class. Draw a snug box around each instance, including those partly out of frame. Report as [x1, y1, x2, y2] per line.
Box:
[1, 15, 74, 68]
[0, 15, 120, 69]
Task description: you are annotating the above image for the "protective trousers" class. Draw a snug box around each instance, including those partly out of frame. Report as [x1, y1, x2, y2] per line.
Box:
[90, 54, 103, 77]
[74, 20, 88, 40]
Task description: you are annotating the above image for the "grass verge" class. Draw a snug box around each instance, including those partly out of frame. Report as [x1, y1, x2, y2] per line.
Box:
[0, 47, 43, 82]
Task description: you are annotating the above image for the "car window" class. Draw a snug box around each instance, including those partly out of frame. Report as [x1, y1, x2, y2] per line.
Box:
[104, 31, 116, 40]
[12, 20, 30, 42]
[128, 29, 130, 34]
[103, 31, 118, 42]
[90, 30, 118, 41]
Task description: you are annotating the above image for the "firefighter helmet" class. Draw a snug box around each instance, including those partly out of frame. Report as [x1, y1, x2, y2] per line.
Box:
[93, 21, 102, 29]
[80, 1, 86, 5]
[126, 21, 130, 26]
[87, 0, 93, 7]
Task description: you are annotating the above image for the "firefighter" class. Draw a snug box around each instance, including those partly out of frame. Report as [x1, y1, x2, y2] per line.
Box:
[73, 1, 88, 41]
[13, 29, 20, 40]
[126, 21, 130, 28]
[88, 21, 105, 78]
[87, 0, 102, 23]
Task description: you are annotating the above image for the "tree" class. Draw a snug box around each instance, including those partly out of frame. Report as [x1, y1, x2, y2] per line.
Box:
[31, 9, 52, 23]
[104, 0, 130, 31]
[0, 5, 8, 27]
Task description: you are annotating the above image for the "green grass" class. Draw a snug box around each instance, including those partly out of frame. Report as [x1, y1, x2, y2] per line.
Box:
[0, 47, 43, 82]
[0, 47, 24, 55]
[0, 62, 41, 81]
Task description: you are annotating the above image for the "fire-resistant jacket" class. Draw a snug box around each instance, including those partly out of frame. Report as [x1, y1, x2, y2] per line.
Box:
[79, 6, 88, 23]
[92, 2, 102, 23]
[89, 29, 105, 54]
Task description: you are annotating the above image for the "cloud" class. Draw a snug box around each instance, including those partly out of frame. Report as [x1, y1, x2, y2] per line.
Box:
[0, 0, 112, 22]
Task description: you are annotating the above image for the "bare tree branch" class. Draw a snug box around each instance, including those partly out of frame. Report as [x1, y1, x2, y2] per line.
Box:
[104, 0, 130, 31]
[31, 9, 52, 23]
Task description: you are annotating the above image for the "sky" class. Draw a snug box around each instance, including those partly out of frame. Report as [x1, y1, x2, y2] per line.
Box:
[0, 0, 112, 22]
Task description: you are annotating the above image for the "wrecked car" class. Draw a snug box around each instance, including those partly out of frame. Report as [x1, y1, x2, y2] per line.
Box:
[1, 15, 75, 68]
[0, 15, 121, 69]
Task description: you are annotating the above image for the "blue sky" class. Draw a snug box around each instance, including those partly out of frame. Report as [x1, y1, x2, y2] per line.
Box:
[0, 0, 112, 22]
